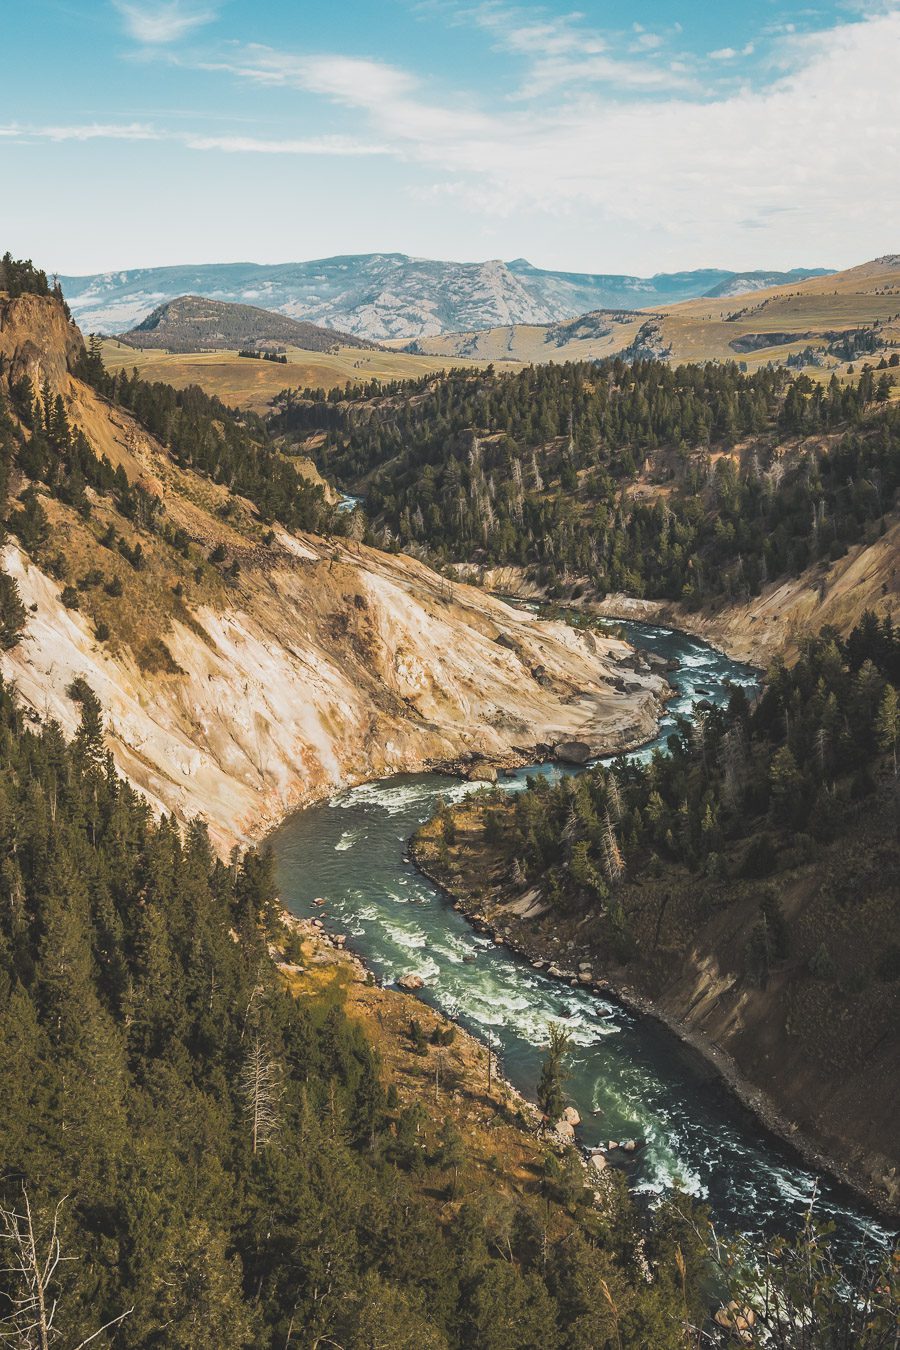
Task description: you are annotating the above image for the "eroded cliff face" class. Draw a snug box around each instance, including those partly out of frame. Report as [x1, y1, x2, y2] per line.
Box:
[0, 291, 83, 391]
[2, 538, 665, 850]
[0, 294, 666, 849]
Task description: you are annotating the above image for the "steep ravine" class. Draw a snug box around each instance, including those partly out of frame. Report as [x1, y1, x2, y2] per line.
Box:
[411, 770, 900, 1218]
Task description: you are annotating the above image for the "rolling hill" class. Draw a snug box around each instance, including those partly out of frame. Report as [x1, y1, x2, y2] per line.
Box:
[117, 293, 374, 353]
[410, 256, 900, 373]
[59, 253, 831, 341]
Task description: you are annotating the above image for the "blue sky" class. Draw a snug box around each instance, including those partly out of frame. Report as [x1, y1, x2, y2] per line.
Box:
[2, 0, 898, 275]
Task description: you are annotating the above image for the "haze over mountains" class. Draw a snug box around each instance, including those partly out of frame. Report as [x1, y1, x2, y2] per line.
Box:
[61, 253, 831, 342]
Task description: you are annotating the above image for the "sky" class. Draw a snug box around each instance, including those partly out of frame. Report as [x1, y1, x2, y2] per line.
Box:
[1, 0, 898, 277]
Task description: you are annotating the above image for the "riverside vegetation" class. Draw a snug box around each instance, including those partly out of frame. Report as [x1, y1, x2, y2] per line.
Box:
[414, 613, 900, 1207]
[0, 256, 897, 1344]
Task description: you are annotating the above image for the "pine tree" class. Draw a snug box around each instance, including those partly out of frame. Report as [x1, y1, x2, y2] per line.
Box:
[876, 683, 899, 776]
[536, 1024, 571, 1126]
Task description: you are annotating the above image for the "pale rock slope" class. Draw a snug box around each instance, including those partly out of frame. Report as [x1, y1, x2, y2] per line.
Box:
[3, 539, 663, 851]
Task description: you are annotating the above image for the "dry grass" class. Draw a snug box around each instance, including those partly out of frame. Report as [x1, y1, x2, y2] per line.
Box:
[101, 340, 493, 411]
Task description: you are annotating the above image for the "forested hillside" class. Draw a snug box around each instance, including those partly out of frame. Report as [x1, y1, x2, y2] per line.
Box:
[70, 336, 337, 535]
[275, 359, 898, 606]
[0, 674, 726, 1347]
[414, 614, 900, 1207]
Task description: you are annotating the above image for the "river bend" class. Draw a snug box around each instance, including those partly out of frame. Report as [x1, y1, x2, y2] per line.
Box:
[272, 621, 893, 1256]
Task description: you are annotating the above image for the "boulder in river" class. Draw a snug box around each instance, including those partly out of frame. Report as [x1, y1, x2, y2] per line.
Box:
[561, 1106, 581, 1127]
[397, 973, 425, 991]
[554, 740, 592, 765]
[467, 761, 498, 783]
[714, 1303, 756, 1343]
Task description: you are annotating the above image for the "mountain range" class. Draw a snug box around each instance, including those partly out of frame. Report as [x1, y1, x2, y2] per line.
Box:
[60, 253, 832, 342]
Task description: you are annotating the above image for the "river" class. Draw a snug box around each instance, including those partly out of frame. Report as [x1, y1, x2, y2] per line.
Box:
[271, 620, 893, 1257]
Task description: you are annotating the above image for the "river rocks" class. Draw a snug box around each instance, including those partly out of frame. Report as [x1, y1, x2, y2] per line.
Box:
[548, 964, 563, 978]
[714, 1303, 756, 1343]
[552, 1120, 576, 1143]
[397, 973, 425, 991]
[467, 761, 498, 783]
[578, 961, 592, 973]
[578, 971, 593, 984]
[621, 1139, 637, 1153]
[645, 651, 678, 671]
[587, 1152, 608, 1174]
[561, 1106, 581, 1127]
[607, 1141, 619, 1152]
[554, 739, 592, 765]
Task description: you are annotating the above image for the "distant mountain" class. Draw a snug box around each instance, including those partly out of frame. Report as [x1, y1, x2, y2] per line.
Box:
[60, 254, 832, 342]
[702, 270, 830, 300]
[503, 260, 828, 313]
[407, 256, 899, 369]
[118, 294, 373, 353]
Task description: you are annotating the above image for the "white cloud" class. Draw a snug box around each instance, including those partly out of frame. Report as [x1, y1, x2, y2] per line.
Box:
[0, 121, 388, 157]
[709, 41, 755, 60]
[207, 9, 900, 263]
[444, 2, 691, 92]
[1, 121, 164, 142]
[112, 1, 219, 45]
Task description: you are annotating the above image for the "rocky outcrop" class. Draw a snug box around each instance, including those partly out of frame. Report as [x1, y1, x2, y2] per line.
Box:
[0, 292, 83, 392]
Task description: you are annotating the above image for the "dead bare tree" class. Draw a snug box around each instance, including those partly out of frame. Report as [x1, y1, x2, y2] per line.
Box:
[0, 1187, 131, 1349]
[239, 1034, 283, 1155]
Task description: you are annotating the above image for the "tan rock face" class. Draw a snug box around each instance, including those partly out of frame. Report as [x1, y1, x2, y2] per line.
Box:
[2, 536, 665, 852]
[0, 293, 82, 392]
